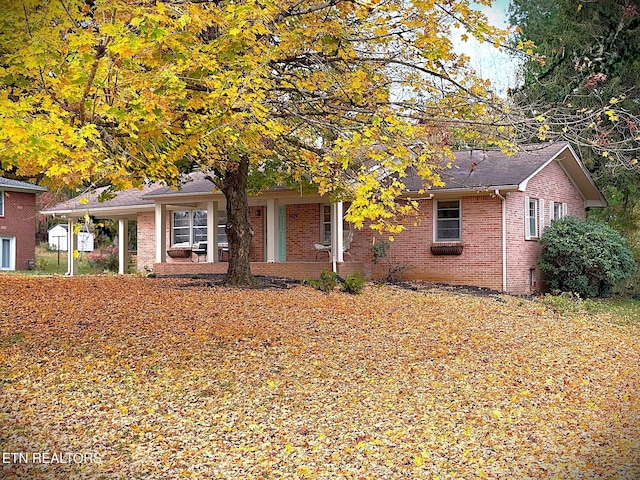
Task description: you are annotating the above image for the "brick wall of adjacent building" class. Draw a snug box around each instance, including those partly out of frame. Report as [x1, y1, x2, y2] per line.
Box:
[0, 190, 38, 270]
[505, 160, 587, 294]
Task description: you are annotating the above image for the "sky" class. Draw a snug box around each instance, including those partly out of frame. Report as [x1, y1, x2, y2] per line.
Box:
[456, 0, 522, 96]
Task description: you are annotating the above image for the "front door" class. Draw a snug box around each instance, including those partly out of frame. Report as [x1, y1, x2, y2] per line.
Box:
[278, 206, 286, 262]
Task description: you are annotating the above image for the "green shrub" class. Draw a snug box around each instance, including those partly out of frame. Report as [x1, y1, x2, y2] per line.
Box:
[539, 216, 637, 298]
[305, 269, 338, 292]
[370, 240, 409, 282]
[341, 273, 365, 294]
[540, 292, 599, 315]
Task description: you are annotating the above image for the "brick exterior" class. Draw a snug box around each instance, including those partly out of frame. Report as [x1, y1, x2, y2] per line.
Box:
[136, 211, 155, 272]
[350, 196, 504, 291]
[285, 204, 324, 261]
[0, 190, 38, 270]
[505, 160, 587, 294]
[136, 159, 591, 294]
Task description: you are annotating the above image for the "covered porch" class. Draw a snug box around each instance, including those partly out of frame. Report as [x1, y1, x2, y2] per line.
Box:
[149, 188, 360, 279]
[45, 175, 362, 279]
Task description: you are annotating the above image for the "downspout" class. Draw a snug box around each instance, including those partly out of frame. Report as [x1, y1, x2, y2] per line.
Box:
[495, 190, 507, 292]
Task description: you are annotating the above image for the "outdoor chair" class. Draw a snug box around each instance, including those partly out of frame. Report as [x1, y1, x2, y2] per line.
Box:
[314, 243, 331, 260]
[191, 242, 207, 262]
[314, 229, 353, 261]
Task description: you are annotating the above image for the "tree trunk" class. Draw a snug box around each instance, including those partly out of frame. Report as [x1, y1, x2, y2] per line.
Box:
[221, 157, 256, 285]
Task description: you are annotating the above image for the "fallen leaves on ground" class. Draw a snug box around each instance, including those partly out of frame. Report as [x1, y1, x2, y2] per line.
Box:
[1, 276, 639, 479]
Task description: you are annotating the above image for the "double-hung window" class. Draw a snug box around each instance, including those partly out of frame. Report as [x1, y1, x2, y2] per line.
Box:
[549, 201, 568, 222]
[320, 204, 352, 245]
[321, 204, 332, 244]
[525, 197, 539, 240]
[172, 210, 207, 246]
[435, 200, 461, 241]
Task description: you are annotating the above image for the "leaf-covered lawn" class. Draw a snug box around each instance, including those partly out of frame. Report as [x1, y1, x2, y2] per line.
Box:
[1, 276, 639, 479]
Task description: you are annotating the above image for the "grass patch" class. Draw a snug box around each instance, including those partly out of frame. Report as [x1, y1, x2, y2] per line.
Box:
[0, 332, 24, 347]
[595, 297, 640, 326]
[540, 292, 640, 326]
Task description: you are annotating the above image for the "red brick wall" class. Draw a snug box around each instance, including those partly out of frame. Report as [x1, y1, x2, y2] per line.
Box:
[249, 206, 265, 262]
[505, 160, 587, 294]
[0, 191, 38, 270]
[351, 196, 504, 290]
[285, 204, 323, 261]
[154, 260, 363, 280]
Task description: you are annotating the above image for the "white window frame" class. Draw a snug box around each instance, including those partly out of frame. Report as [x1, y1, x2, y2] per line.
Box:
[320, 204, 332, 244]
[434, 199, 461, 242]
[549, 201, 568, 222]
[0, 190, 4, 217]
[171, 209, 208, 246]
[0, 236, 15, 270]
[525, 196, 539, 240]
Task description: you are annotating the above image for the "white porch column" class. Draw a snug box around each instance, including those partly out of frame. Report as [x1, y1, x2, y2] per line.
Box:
[155, 203, 167, 263]
[118, 219, 129, 275]
[207, 201, 218, 262]
[330, 201, 344, 271]
[266, 198, 277, 262]
[66, 219, 78, 276]
[336, 201, 344, 263]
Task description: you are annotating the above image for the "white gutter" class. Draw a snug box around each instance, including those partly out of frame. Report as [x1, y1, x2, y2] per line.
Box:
[495, 189, 507, 292]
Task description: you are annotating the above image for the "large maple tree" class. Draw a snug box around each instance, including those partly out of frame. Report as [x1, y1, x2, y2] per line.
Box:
[0, 0, 510, 284]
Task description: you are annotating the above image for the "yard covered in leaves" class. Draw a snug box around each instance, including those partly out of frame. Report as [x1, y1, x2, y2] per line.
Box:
[1, 276, 639, 479]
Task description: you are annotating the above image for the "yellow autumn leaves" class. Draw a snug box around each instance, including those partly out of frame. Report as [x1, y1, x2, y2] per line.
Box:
[1, 275, 639, 479]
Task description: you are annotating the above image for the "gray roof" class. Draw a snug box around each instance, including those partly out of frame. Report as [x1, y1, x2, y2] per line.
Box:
[42, 184, 157, 214]
[0, 177, 47, 193]
[142, 172, 216, 198]
[402, 142, 570, 192]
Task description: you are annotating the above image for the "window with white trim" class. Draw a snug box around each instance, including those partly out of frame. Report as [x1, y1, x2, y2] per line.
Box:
[0, 236, 15, 270]
[435, 199, 461, 241]
[525, 196, 539, 240]
[320, 204, 352, 244]
[549, 201, 568, 222]
[172, 210, 207, 246]
[0, 191, 4, 216]
[321, 204, 332, 244]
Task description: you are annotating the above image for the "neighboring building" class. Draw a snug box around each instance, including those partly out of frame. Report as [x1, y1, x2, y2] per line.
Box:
[0, 177, 47, 271]
[41, 142, 606, 294]
[47, 224, 94, 252]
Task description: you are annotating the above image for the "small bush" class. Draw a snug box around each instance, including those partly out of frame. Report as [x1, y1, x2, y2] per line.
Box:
[341, 273, 365, 294]
[540, 292, 599, 315]
[305, 269, 338, 292]
[370, 240, 409, 282]
[35, 257, 49, 271]
[539, 216, 637, 298]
